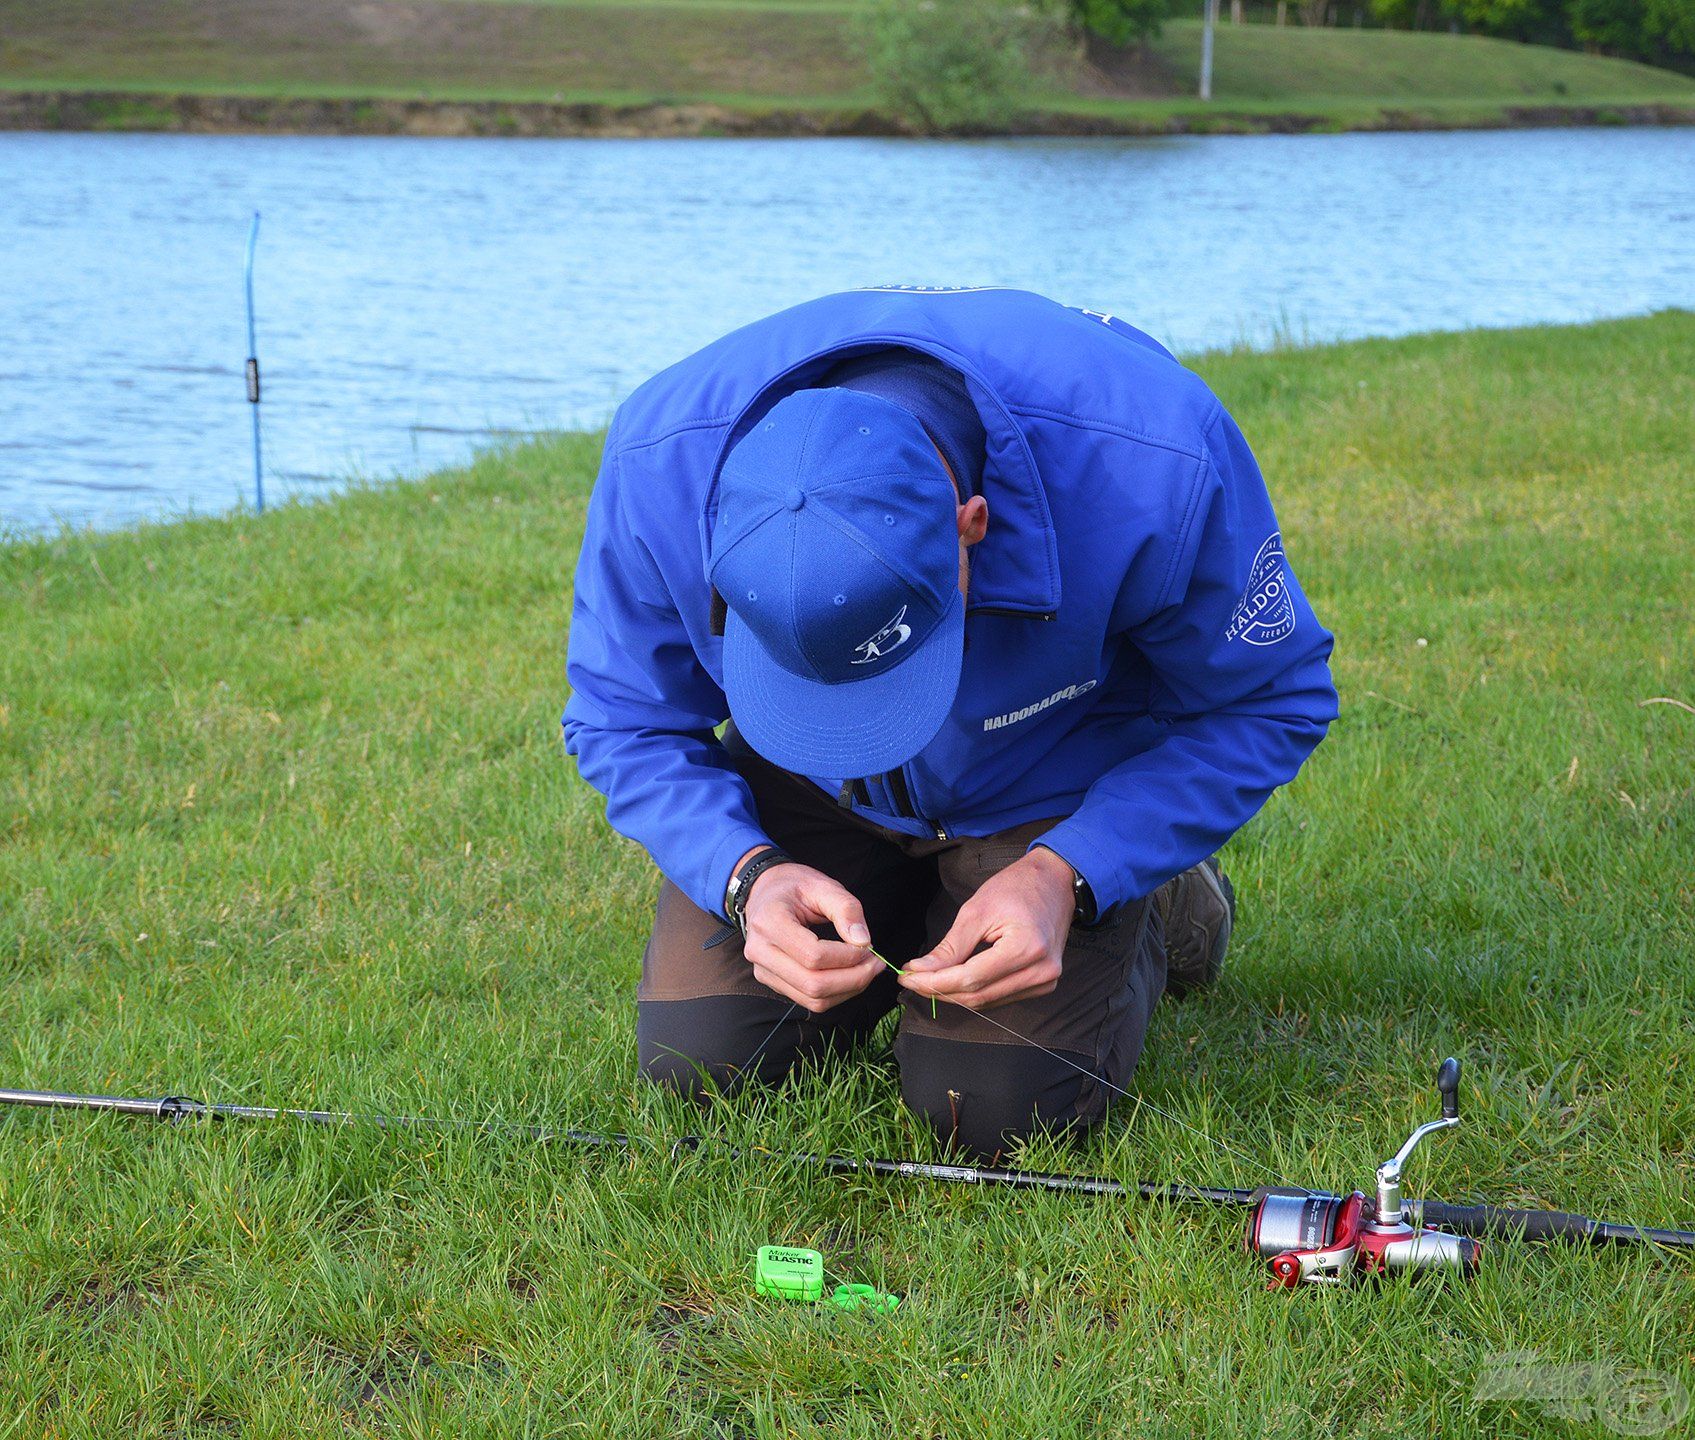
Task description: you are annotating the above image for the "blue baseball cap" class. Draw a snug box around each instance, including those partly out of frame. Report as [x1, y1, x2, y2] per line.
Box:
[709, 387, 965, 776]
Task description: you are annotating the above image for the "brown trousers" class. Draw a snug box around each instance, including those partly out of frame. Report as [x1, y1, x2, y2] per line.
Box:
[637, 732, 1167, 1160]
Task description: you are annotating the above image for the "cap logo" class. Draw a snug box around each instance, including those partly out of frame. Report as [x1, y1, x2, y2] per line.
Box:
[850, 606, 912, 665]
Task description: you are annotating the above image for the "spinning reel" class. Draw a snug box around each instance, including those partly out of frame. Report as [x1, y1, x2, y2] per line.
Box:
[1246, 1057, 1482, 1285]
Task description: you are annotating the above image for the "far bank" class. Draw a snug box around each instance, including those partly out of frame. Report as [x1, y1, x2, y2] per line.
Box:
[4, 3, 1694, 139]
[5, 88, 1695, 139]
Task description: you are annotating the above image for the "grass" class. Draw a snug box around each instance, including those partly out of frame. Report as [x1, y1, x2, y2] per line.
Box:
[2, 0, 1692, 132]
[3, 313, 1694, 1434]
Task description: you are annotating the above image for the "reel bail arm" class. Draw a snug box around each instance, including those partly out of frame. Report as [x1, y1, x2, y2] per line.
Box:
[1375, 1055, 1461, 1226]
[1249, 1057, 1481, 1285]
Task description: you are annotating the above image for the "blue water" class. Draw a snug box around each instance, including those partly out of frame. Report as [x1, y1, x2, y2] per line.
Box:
[0, 127, 1691, 533]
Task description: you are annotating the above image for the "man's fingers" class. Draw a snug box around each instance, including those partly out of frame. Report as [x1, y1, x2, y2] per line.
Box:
[795, 877, 872, 949]
[904, 906, 992, 974]
[750, 952, 884, 1013]
[955, 971, 1061, 1011]
[905, 932, 1030, 992]
[900, 958, 1060, 1012]
[900, 935, 1053, 999]
[754, 910, 872, 971]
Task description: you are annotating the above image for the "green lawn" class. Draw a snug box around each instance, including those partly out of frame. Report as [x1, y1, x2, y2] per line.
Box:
[2, 314, 1693, 1435]
[3, 0, 1692, 130]
[1153, 19, 1695, 105]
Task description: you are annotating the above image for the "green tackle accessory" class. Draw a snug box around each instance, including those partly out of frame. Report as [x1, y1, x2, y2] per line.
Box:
[755, 1245, 825, 1301]
[828, 1283, 900, 1313]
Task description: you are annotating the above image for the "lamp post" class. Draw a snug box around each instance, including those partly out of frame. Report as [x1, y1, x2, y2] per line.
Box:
[1200, 0, 1219, 100]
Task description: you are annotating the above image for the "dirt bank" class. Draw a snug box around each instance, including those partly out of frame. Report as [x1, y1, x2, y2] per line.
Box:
[3, 89, 1693, 138]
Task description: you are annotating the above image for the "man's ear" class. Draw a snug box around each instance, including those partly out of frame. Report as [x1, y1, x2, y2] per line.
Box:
[957, 495, 989, 547]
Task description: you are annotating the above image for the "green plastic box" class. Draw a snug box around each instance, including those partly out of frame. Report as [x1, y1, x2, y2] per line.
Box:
[755, 1245, 825, 1302]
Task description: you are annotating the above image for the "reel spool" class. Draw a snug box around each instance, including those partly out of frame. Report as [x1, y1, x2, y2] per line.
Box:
[1248, 1189, 1366, 1285]
[1245, 1059, 1483, 1286]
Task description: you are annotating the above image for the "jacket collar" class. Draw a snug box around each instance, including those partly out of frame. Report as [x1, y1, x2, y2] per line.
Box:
[700, 335, 1061, 619]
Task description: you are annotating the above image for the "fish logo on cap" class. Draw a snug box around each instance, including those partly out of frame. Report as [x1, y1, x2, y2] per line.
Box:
[851, 606, 913, 665]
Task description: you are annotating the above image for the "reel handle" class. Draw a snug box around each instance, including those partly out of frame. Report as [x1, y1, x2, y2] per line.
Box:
[1437, 1057, 1461, 1120]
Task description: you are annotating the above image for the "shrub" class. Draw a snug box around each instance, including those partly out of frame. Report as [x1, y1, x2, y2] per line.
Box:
[1064, 0, 1177, 49]
[856, 0, 1050, 133]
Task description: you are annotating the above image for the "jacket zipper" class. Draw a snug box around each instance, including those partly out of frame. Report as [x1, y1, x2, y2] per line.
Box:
[968, 607, 1058, 622]
[890, 763, 948, 841]
[871, 611, 1056, 838]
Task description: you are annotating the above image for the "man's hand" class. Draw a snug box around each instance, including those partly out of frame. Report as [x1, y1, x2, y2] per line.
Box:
[899, 847, 1076, 1011]
[741, 859, 884, 1014]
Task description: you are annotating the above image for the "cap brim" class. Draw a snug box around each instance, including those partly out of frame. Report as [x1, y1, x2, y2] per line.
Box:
[722, 589, 965, 777]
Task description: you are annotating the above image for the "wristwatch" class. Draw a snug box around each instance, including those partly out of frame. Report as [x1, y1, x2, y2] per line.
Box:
[1071, 869, 1099, 926]
[725, 847, 796, 935]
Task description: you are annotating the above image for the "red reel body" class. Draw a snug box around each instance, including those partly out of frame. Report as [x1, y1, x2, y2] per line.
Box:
[1247, 1188, 1482, 1286]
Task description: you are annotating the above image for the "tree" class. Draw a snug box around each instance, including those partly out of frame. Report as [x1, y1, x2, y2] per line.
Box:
[1445, 0, 1559, 39]
[1568, 0, 1641, 50]
[1369, 0, 1422, 26]
[1644, 0, 1695, 61]
[1062, 0, 1178, 48]
[855, 0, 1051, 134]
[1568, 0, 1695, 62]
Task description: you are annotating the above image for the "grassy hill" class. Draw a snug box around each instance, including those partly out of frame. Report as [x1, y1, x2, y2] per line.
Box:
[2, 0, 1693, 133]
[2, 313, 1693, 1433]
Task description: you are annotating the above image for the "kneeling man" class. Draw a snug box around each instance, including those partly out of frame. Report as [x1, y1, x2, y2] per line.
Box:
[564, 287, 1337, 1160]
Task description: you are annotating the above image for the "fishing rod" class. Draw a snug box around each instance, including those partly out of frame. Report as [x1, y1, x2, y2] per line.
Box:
[4, 1059, 1692, 1286]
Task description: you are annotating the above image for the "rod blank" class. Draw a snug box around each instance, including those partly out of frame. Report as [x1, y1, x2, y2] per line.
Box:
[3, 1086, 1691, 1252]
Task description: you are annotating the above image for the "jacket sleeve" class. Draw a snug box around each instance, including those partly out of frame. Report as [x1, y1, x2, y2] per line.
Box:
[562, 438, 773, 920]
[1032, 406, 1339, 914]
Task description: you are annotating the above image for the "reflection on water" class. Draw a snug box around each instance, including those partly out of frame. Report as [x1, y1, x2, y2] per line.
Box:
[0, 127, 1691, 532]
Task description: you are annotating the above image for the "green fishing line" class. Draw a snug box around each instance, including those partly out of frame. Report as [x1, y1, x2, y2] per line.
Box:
[868, 947, 937, 1020]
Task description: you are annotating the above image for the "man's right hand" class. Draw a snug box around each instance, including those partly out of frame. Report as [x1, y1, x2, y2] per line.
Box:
[740, 858, 883, 1014]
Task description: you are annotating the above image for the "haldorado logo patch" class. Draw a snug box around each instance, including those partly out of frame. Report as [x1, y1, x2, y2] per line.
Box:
[1226, 533, 1296, 647]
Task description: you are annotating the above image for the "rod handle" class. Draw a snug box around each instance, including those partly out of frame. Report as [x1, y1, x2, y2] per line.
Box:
[1415, 1201, 1695, 1249]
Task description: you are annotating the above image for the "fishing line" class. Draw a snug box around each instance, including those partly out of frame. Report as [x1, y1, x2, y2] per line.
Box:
[736, 1000, 801, 1080]
[749, 944, 1289, 1189]
[877, 942, 1286, 1185]
[947, 998, 1292, 1188]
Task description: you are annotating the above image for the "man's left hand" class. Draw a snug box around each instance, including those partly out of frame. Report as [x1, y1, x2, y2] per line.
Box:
[898, 847, 1076, 1011]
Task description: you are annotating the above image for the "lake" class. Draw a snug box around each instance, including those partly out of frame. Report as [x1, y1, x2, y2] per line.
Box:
[1, 126, 1691, 534]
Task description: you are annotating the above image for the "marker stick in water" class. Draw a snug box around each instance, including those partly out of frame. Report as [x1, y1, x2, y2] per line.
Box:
[243, 211, 264, 514]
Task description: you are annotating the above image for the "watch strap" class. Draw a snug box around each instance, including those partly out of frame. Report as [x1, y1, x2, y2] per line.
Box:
[726, 847, 797, 935]
[1072, 870, 1099, 927]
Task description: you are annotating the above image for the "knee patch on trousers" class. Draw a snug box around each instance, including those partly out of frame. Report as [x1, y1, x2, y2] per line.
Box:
[637, 995, 795, 1100]
[637, 994, 885, 1102]
[894, 1032, 1105, 1162]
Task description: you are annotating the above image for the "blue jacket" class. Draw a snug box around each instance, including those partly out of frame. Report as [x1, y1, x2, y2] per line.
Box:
[564, 287, 1338, 923]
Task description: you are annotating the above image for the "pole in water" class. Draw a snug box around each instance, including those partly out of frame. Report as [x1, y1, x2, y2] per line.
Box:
[1199, 0, 1218, 100]
[243, 211, 264, 514]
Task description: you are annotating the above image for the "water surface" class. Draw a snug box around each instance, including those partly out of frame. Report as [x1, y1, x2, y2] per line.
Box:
[1, 128, 1691, 533]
